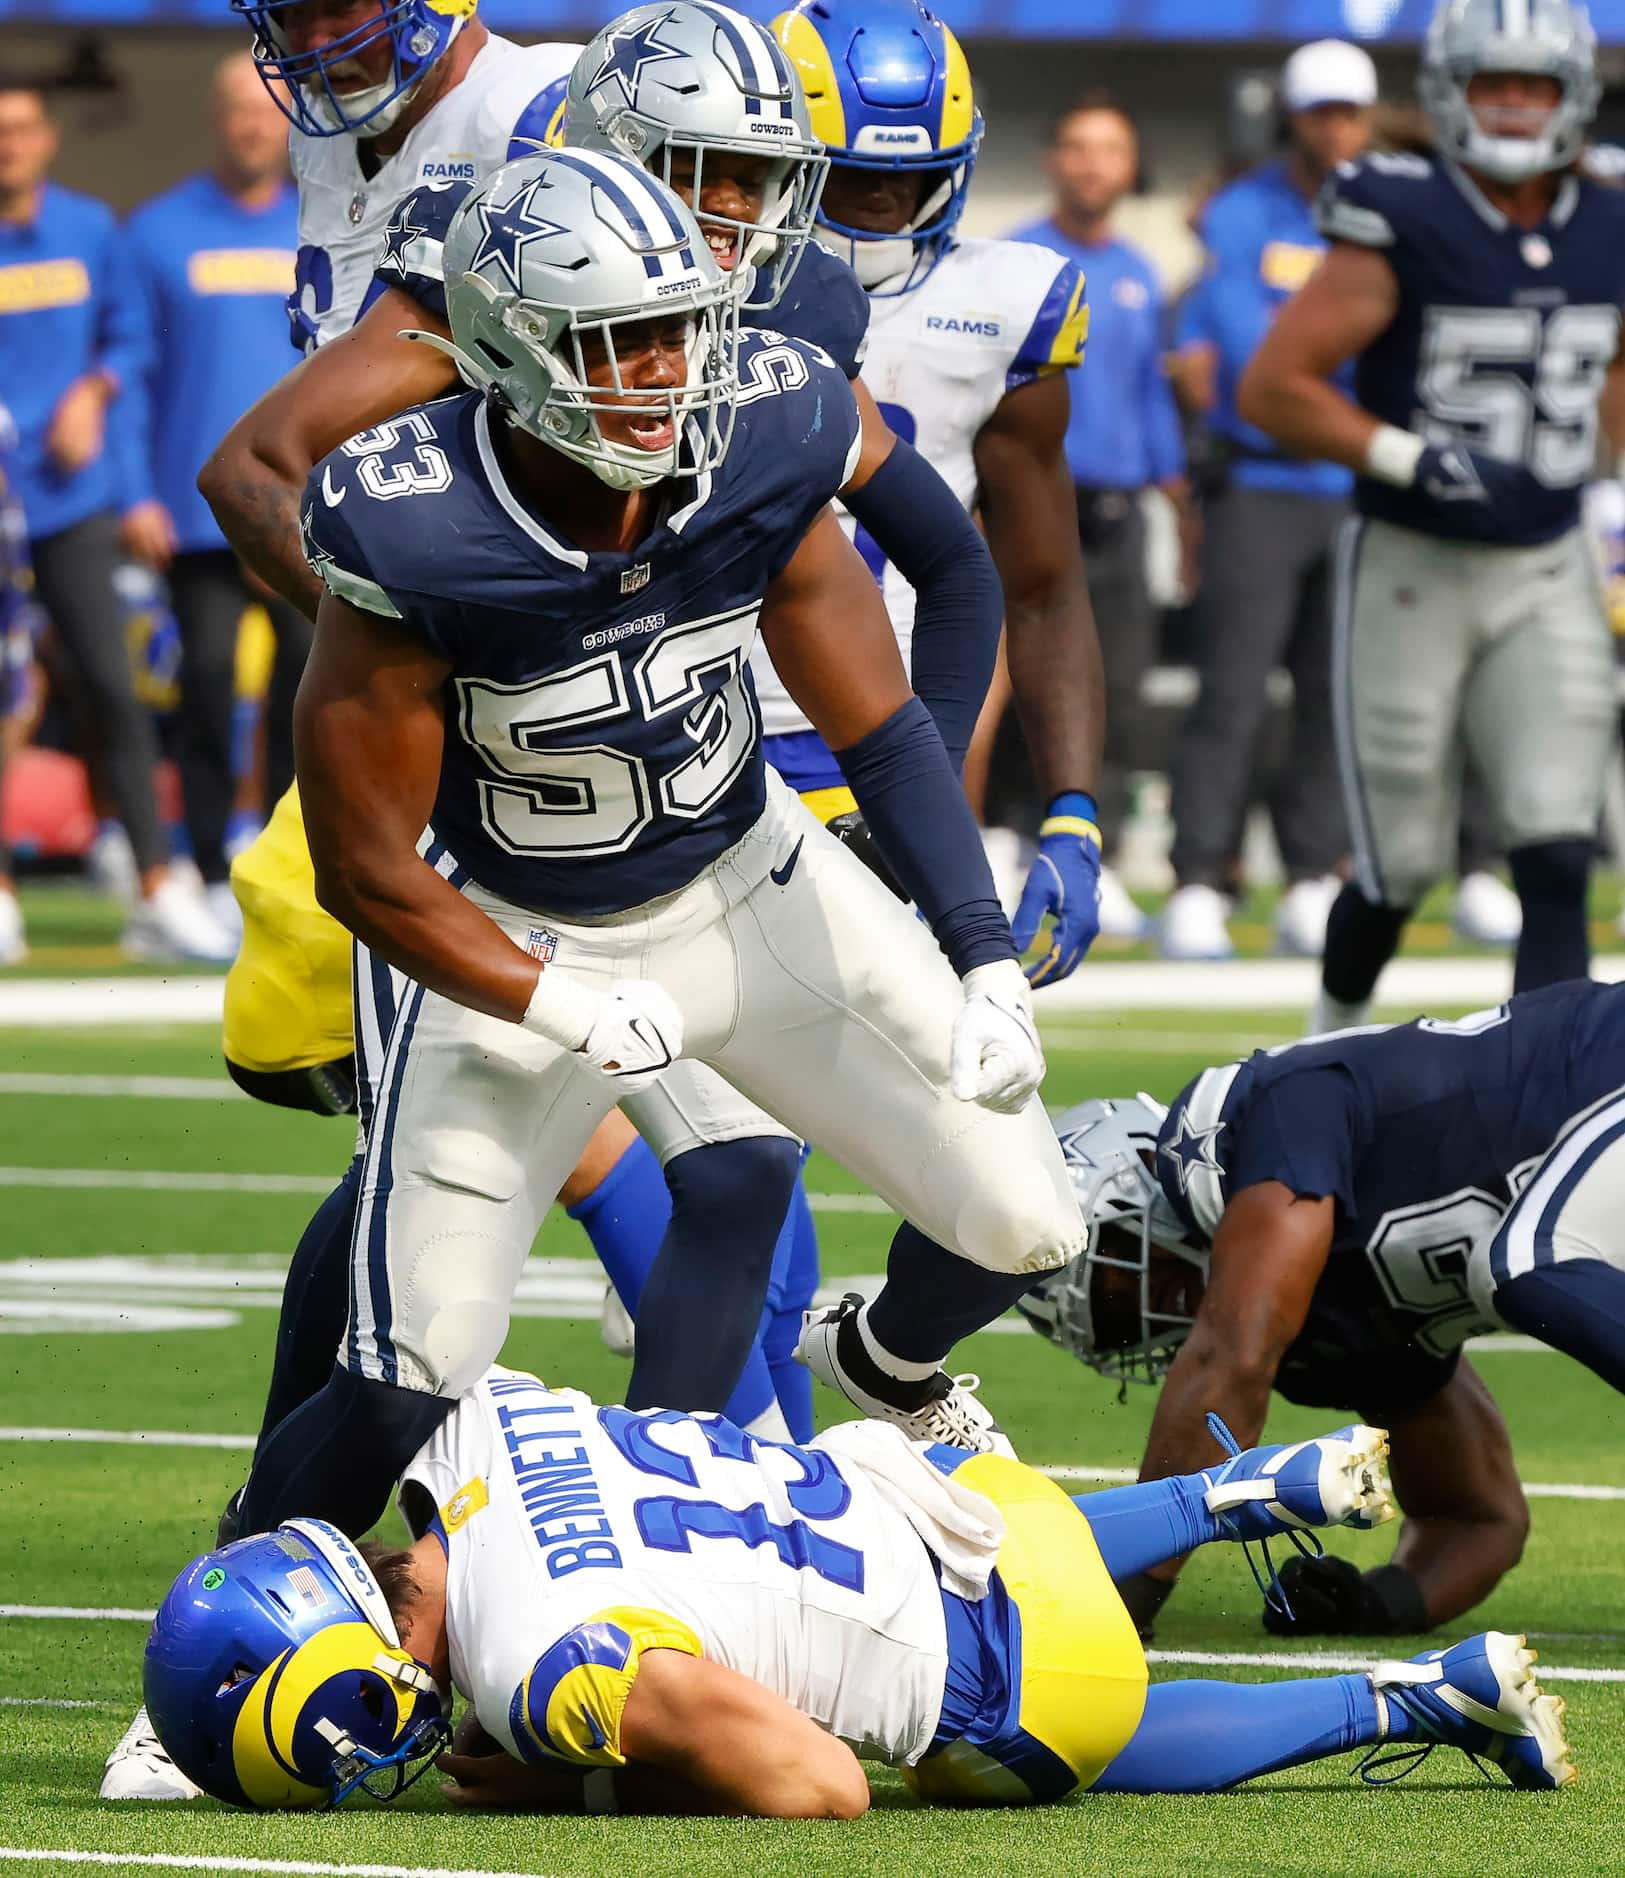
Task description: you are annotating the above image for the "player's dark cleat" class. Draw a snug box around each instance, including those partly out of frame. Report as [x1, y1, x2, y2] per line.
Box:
[796, 1293, 1014, 1455]
[1202, 1420, 1395, 1540]
[1365, 1632, 1576, 1790]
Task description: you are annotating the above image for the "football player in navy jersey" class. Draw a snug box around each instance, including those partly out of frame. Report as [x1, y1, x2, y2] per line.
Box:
[202, 4, 1007, 1460]
[1023, 978, 1625, 1639]
[1239, 0, 1625, 1029]
[258, 150, 1081, 1560]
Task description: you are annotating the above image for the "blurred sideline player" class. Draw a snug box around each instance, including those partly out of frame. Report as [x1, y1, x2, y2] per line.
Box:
[770, 0, 1104, 1000]
[0, 401, 41, 965]
[205, 6, 1008, 1465]
[143, 1367, 1577, 1813]
[1239, 0, 1625, 1029]
[1024, 978, 1625, 1640]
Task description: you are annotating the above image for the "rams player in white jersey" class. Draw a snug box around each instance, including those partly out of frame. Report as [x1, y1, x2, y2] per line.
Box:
[142, 1368, 1576, 1813]
[766, 0, 1106, 991]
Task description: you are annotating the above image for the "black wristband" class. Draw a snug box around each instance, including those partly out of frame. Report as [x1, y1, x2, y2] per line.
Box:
[1361, 1563, 1427, 1634]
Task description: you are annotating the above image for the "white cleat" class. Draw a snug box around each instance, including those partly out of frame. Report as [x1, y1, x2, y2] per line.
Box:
[204, 881, 244, 944]
[1203, 1422, 1396, 1538]
[1157, 884, 1235, 961]
[122, 876, 237, 964]
[1453, 870, 1522, 947]
[1274, 875, 1340, 958]
[99, 1705, 201, 1802]
[0, 889, 26, 966]
[795, 1294, 1014, 1456]
[87, 823, 139, 904]
[1096, 864, 1150, 940]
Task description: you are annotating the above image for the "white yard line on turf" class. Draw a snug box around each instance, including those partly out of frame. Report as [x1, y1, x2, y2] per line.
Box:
[1144, 1648, 1625, 1684]
[12, 954, 1625, 1029]
[0, 1166, 892, 1211]
[0, 1853, 569, 1878]
[0, 1073, 244, 1100]
[3, 1430, 1620, 1505]
[0, 1696, 114, 1708]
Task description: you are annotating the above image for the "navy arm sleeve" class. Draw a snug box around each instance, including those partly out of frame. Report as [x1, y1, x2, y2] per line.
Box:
[841, 437, 999, 773]
[836, 696, 1017, 976]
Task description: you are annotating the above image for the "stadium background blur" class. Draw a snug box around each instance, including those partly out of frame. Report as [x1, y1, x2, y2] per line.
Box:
[12, 0, 1625, 966]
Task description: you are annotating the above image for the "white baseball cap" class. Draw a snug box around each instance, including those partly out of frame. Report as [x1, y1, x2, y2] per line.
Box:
[1280, 39, 1379, 113]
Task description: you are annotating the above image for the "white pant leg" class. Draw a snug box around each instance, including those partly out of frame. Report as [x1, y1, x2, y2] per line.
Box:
[1471, 1082, 1625, 1317]
[1464, 527, 1616, 850]
[621, 1060, 797, 1166]
[1333, 518, 1472, 906]
[695, 776, 1084, 1277]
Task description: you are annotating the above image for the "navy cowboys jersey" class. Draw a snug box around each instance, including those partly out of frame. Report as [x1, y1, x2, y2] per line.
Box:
[1155, 980, 1625, 1416]
[301, 331, 861, 916]
[372, 178, 871, 380]
[1318, 154, 1625, 546]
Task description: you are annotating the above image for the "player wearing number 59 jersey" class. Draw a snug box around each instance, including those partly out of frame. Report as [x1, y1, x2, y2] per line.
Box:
[1239, 0, 1625, 1032]
[1024, 976, 1625, 1641]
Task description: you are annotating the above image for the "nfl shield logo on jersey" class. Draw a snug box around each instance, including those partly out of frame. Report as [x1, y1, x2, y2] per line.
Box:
[621, 562, 651, 596]
[525, 927, 559, 964]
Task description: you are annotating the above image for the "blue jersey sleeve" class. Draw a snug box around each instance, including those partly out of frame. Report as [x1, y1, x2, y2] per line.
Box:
[1007, 255, 1088, 391]
[371, 180, 478, 323]
[507, 1607, 701, 1770]
[1226, 1068, 1360, 1216]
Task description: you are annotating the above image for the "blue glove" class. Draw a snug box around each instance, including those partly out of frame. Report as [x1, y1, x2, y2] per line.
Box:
[1011, 791, 1102, 987]
[1415, 441, 1526, 526]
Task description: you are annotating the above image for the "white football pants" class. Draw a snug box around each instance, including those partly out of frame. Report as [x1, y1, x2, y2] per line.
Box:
[346, 771, 1085, 1393]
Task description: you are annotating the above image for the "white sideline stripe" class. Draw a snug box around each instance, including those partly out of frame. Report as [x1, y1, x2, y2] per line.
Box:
[0, 1605, 156, 1621]
[3, 1432, 1620, 1505]
[10, 955, 1625, 1029]
[0, 1073, 244, 1100]
[1036, 1462, 1625, 1501]
[0, 1166, 891, 1211]
[1145, 1647, 1625, 1685]
[0, 1853, 569, 1878]
[0, 1696, 112, 1708]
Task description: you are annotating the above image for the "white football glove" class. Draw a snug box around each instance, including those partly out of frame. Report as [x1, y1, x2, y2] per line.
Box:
[950, 959, 1045, 1113]
[579, 980, 685, 1090]
[522, 970, 684, 1092]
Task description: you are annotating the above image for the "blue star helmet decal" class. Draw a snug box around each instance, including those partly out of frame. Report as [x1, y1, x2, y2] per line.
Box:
[471, 175, 573, 295]
[585, 9, 687, 108]
[379, 200, 428, 275]
[1158, 1110, 1226, 1198]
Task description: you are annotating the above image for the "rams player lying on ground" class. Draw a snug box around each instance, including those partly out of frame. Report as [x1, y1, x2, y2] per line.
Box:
[1024, 977, 1625, 1640]
[143, 1367, 1574, 1814]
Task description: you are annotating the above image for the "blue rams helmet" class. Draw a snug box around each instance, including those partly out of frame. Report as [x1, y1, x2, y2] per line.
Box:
[233, 0, 476, 139]
[143, 1519, 449, 1808]
[773, 0, 981, 295]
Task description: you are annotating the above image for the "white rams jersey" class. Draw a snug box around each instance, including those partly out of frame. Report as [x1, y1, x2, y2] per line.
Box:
[401, 1370, 952, 1771]
[749, 235, 1087, 740]
[288, 34, 577, 351]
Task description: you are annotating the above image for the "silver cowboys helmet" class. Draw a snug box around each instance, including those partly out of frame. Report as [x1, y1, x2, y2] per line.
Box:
[1420, 0, 1600, 184]
[1018, 1097, 1208, 1387]
[564, 1, 828, 308]
[428, 149, 740, 492]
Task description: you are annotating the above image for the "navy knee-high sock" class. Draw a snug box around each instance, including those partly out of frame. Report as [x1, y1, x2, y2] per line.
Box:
[1321, 883, 1411, 1006]
[1509, 838, 1592, 993]
[1095, 1675, 1382, 1793]
[254, 1157, 365, 1448]
[239, 1363, 451, 1539]
[626, 1137, 801, 1413]
[859, 1222, 1035, 1373]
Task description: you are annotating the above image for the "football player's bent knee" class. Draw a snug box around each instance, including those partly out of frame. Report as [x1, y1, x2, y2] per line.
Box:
[395, 1267, 516, 1397]
[950, 1153, 1085, 1276]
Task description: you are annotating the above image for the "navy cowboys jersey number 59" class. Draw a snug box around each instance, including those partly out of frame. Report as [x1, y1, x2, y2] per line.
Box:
[302, 330, 862, 917]
[1318, 152, 1625, 546]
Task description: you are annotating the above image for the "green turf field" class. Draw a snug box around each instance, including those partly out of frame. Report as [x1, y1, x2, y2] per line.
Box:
[2, 1006, 1623, 1877]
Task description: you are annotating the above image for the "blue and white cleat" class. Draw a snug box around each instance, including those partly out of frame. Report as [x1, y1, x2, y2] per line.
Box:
[1367, 1632, 1575, 1790]
[1201, 1417, 1396, 1540]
